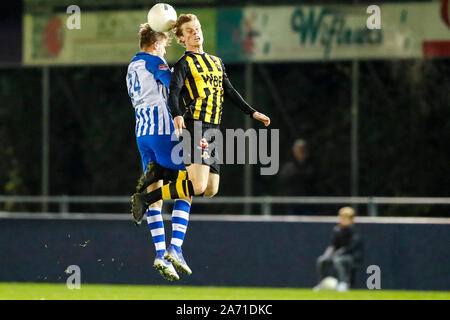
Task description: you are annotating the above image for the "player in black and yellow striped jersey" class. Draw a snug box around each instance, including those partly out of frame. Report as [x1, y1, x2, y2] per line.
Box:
[132, 15, 270, 252]
[168, 14, 270, 176]
[169, 35, 268, 127]
[171, 51, 225, 124]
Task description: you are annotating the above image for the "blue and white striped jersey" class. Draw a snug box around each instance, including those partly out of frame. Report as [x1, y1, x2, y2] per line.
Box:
[126, 52, 173, 137]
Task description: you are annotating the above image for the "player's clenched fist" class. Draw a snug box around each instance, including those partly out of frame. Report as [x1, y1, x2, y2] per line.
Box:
[173, 115, 186, 135]
[252, 111, 271, 127]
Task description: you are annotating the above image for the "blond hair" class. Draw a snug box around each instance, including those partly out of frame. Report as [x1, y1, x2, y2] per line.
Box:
[338, 206, 355, 219]
[172, 13, 199, 46]
[139, 23, 170, 49]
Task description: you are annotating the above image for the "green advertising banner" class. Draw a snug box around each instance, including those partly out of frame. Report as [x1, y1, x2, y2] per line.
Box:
[23, 3, 450, 65]
[218, 3, 450, 62]
[23, 8, 217, 65]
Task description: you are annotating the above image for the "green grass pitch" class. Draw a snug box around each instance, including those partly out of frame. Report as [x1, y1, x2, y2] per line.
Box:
[0, 283, 449, 300]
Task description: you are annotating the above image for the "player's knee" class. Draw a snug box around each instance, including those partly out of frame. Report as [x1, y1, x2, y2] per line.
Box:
[191, 180, 207, 195]
[203, 185, 219, 198]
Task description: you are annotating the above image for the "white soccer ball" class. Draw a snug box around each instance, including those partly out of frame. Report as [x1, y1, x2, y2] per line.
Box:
[147, 3, 177, 32]
[320, 276, 338, 290]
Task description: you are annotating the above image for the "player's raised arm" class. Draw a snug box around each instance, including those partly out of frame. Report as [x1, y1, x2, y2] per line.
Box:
[221, 61, 271, 127]
[146, 56, 171, 88]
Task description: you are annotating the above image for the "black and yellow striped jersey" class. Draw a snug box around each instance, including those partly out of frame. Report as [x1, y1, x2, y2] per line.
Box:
[168, 51, 256, 124]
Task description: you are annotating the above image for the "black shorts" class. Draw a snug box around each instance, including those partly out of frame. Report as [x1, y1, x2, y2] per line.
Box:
[183, 119, 221, 175]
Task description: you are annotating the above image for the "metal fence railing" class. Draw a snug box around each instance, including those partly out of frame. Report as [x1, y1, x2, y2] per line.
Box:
[1, 195, 450, 216]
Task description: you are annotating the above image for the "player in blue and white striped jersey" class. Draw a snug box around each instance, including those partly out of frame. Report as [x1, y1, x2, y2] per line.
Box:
[126, 23, 192, 281]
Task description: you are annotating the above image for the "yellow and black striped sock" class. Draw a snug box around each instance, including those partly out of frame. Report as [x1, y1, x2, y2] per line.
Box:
[160, 179, 192, 200]
[142, 180, 195, 204]
[162, 169, 187, 181]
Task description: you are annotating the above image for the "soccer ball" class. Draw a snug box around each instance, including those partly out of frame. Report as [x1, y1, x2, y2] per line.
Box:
[147, 3, 177, 32]
[320, 276, 338, 290]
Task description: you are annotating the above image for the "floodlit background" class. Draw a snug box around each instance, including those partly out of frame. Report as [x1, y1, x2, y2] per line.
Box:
[2, 0, 450, 216]
[0, 0, 449, 295]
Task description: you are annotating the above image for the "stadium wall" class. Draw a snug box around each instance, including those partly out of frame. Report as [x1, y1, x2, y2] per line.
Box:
[0, 214, 449, 291]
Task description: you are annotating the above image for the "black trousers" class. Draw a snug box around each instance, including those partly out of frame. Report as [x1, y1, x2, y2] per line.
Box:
[317, 250, 354, 284]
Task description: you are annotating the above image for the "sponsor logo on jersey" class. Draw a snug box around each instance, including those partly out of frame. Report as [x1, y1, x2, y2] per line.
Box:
[201, 74, 223, 87]
[201, 151, 210, 159]
[159, 64, 169, 70]
[200, 137, 208, 149]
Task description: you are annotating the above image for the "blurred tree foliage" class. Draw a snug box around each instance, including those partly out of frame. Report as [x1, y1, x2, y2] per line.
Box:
[0, 59, 449, 216]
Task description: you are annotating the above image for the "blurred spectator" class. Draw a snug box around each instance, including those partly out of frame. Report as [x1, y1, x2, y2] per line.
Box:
[278, 139, 316, 214]
[313, 207, 363, 292]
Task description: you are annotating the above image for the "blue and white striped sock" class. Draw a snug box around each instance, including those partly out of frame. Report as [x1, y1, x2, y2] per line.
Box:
[146, 207, 166, 257]
[170, 200, 191, 248]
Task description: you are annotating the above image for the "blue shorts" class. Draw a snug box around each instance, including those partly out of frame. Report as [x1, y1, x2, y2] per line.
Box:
[136, 133, 186, 173]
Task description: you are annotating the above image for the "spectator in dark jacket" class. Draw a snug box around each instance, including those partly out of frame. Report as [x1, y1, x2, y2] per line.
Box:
[278, 139, 316, 214]
[313, 206, 363, 292]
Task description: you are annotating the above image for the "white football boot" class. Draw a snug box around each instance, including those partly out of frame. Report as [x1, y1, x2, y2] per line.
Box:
[153, 254, 179, 281]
